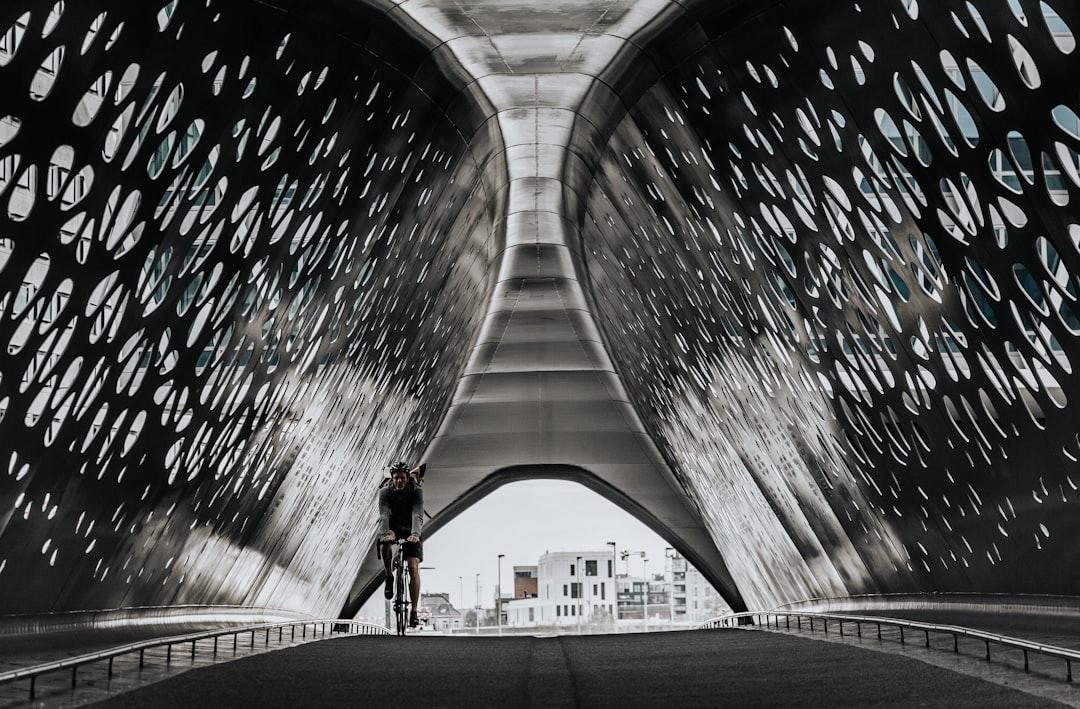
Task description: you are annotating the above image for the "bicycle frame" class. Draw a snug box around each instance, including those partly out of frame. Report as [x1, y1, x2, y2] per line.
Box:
[392, 540, 411, 636]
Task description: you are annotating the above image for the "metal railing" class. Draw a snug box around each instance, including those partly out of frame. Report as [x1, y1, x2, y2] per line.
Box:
[0, 618, 388, 700]
[701, 611, 1078, 683]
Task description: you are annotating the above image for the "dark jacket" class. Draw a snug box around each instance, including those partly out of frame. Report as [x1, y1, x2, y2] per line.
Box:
[378, 482, 424, 538]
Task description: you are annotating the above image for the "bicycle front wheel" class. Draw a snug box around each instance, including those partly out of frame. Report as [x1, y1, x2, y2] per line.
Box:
[395, 568, 408, 635]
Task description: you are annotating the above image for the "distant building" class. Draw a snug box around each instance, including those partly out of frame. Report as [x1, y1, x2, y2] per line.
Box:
[419, 592, 464, 631]
[683, 562, 728, 623]
[513, 565, 538, 598]
[616, 573, 669, 622]
[504, 551, 617, 628]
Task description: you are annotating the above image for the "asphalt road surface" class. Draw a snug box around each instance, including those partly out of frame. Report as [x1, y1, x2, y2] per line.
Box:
[85, 628, 1074, 708]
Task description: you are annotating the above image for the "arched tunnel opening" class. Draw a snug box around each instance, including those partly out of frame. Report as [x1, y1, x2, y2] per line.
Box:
[346, 465, 742, 625]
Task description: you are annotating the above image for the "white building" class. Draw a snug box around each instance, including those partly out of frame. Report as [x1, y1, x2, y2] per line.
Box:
[684, 563, 728, 623]
[504, 551, 617, 629]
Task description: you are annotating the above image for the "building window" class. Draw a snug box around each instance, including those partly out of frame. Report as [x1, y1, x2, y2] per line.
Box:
[569, 563, 575, 577]
[608, 559, 613, 577]
[585, 560, 597, 576]
[563, 584, 568, 596]
[571, 583, 581, 599]
[601, 583, 606, 600]
[529, 608, 534, 622]
[557, 606, 561, 617]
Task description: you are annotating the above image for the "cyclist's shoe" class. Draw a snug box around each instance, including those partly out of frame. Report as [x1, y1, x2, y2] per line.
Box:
[409, 611, 419, 628]
[383, 575, 393, 599]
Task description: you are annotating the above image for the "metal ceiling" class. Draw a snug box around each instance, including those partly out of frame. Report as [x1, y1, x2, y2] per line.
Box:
[344, 0, 748, 612]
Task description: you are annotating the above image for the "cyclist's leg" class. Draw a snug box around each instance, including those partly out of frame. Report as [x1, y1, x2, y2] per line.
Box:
[379, 541, 394, 598]
[406, 557, 421, 622]
[406, 556, 421, 620]
[380, 541, 394, 576]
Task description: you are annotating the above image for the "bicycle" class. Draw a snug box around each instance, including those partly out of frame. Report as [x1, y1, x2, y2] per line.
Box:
[390, 539, 412, 636]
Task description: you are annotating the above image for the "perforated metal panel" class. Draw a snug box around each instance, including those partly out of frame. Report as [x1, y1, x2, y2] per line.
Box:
[0, 0, 501, 616]
[582, 0, 1080, 608]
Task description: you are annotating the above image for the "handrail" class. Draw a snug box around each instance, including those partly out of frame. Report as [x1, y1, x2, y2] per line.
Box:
[701, 611, 1077, 683]
[0, 618, 389, 699]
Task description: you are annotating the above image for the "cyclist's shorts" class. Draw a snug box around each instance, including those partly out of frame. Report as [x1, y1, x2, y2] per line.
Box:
[390, 528, 423, 561]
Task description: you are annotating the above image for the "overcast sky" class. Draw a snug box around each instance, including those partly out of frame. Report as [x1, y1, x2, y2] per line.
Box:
[357, 478, 682, 618]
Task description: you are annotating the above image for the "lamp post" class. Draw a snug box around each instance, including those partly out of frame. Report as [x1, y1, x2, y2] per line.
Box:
[643, 557, 649, 633]
[497, 554, 505, 636]
[586, 558, 592, 632]
[665, 547, 678, 627]
[576, 555, 583, 635]
[606, 542, 617, 625]
[458, 576, 463, 634]
[475, 573, 480, 634]
[621, 550, 646, 629]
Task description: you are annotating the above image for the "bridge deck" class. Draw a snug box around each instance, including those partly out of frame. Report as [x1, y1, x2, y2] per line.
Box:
[4, 628, 1078, 708]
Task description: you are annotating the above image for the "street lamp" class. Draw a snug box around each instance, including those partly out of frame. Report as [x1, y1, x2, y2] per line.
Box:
[606, 541, 617, 623]
[497, 554, 505, 636]
[586, 558, 592, 632]
[576, 555, 583, 635]
[643, 557, 649, 633]
[621, 550, 646, 629]
[665, 547, 676, 628]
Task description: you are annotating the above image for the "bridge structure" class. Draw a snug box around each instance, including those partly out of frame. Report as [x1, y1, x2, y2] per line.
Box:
[1, 0, 1080, 640]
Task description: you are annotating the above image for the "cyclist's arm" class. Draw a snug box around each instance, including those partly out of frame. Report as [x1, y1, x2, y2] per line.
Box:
[377, 486, 393, 539]
[409, 486, 424, 539]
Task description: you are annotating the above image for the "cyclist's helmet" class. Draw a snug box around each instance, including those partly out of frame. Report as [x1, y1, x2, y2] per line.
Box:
[389, 461, 410, 475]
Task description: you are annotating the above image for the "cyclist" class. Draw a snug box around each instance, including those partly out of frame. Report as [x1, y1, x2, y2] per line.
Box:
[377, 461, 425, 627]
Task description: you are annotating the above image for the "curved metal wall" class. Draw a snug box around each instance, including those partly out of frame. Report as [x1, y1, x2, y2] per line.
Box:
[0, 0, 503, 616]
[579, 0, 1080, 609]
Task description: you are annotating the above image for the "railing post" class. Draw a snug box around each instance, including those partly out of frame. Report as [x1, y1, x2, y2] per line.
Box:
[877, 623, 882, 640]
[191, 640, 197, 659]
[900, 627, 905, 645]
[1023, 649, 1029, 672]
[140, 649, 145, 667]
[838, 620, 843, 637]
[250, 630, 255, 648]
[856, 622, 862, 638]
[213, 636, 218, 655]
[72, 666, 78, 687]
[292, 625, 296, 640]
[1067, 658, 1072, 682]
[265, 628, 270, 646]
[823, 618, 828, 634]
[785, 615, 790, 630]
[953, 634, 958, 653]
[797, 616, 802, 630]
[167, 644, 172, 664]
[985, 640, 991, 661]
[109, 657, 114, 676]
[30, 676, 36, 699]
[924, 630, 930, 648]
